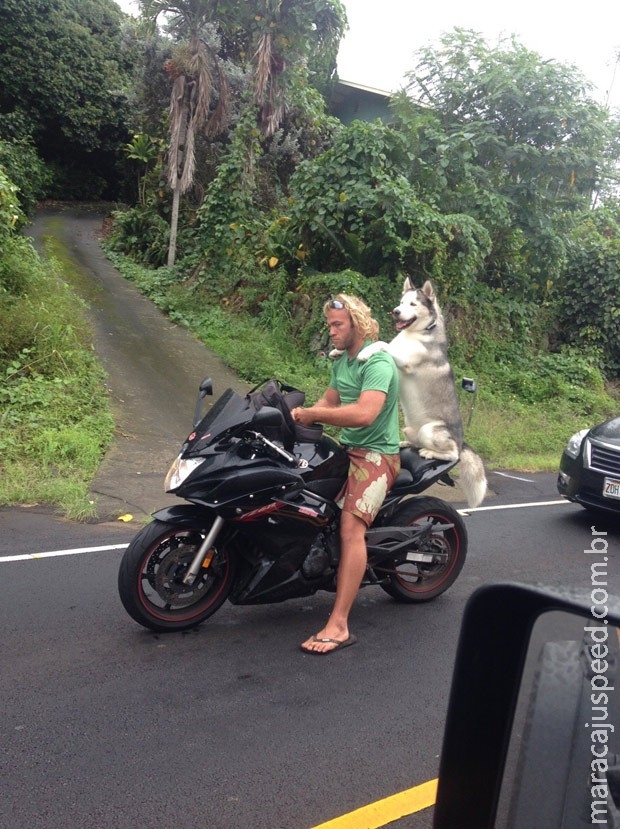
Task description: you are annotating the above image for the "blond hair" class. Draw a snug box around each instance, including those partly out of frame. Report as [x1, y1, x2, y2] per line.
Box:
[324, 294, 379, 342]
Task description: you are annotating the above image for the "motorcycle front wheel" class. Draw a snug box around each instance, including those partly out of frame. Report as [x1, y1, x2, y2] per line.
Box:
[377, 496, 467, 602]
[118, 518, 236, 632]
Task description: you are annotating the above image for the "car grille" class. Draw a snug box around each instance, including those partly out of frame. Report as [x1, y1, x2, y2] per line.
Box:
[588, 439, 620, 477]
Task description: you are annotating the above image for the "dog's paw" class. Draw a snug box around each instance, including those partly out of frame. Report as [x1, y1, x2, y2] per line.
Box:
[418, 448, 434, 459]
[418, 449, 452, 461]
[328, 348, 344, 360]
[357, 341, 387, 362]
[419, 447, 459, 462]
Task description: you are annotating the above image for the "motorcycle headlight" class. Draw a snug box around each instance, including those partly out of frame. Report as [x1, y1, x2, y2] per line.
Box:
[564, 429, 589, 460]
[164, 455, 204, 492]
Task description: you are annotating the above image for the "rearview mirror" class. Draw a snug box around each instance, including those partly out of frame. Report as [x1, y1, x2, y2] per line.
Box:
[193, 376, 213, 427]
[251, 405, 284, 429]
[433, 582, 620, 828]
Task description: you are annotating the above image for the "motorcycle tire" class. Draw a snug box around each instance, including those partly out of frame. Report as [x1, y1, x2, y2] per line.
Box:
[118, 518, 236, 632]
[377, 496, 467, 602]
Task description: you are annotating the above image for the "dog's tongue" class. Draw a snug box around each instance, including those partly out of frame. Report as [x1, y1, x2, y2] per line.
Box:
[395, 320, 410, 330]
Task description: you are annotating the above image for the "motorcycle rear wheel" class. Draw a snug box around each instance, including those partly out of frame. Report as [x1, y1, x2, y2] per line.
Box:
[118, 518, 235, 632]
[377, 496, 467, 602]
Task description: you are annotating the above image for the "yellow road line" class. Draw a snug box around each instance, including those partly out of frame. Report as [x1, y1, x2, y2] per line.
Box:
[309, 778, 438, 829]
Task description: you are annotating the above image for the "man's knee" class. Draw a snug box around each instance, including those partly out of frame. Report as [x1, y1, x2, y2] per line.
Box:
[340, 510, 367, 539]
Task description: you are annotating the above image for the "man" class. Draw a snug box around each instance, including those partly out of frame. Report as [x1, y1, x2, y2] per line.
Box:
[291, 294, 400, 655]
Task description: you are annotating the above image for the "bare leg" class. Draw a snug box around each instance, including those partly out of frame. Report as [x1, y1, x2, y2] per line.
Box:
[301, 511, 366, 654]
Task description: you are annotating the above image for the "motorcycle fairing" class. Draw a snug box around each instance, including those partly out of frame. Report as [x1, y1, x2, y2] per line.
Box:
[183, 388, 250, 455]
[225, 489, 340, 604]
[296, 436, 349, 500]
[199, 469, 304, 508]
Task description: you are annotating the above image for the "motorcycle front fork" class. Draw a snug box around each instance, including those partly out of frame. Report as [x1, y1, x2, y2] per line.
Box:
[182, 515, 225, 585]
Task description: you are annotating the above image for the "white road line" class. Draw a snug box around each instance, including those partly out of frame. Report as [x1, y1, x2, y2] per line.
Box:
[459, 499, 571, 515]
[0, 543, 128, 563]
[492, 471, 536, 483]
[1, 500, 573, 562]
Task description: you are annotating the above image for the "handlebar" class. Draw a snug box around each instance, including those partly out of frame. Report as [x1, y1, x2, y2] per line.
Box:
[245, 430, 297, 465]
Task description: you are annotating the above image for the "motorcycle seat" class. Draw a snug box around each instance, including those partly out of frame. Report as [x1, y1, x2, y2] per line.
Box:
[393, 447, 455, 490]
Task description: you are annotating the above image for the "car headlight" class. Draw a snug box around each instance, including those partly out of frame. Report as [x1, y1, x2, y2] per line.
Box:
[564, 429, 589, 460]
[164, 455, 204, 492]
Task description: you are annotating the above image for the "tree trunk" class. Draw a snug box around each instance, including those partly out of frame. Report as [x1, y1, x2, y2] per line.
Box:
[168, 185, 180, 267]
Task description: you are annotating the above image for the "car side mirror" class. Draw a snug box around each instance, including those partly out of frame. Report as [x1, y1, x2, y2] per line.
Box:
[433, 581, 620, 828]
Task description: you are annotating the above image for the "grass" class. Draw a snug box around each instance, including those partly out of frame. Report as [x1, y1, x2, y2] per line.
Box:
[0, 234, 114, 519]
[1, 227, 618, 520]
[120, 262, 616, 472]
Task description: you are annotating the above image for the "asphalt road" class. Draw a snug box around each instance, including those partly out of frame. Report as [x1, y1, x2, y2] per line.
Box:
[3, 209, 619, 828]
[2, 497, 619, 829]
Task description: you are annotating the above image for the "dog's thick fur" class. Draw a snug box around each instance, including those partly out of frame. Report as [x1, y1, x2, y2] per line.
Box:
[357, 278, 487, 508]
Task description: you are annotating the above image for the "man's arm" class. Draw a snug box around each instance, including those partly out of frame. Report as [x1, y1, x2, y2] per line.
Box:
[312, 386, 340, 410]
[292, 389, 386, 428]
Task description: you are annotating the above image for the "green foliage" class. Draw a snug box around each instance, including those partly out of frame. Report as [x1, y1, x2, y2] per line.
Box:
[0, 0, 134, 199]
[555, 205, 620, 376]
[399, 30, 617, 295]
[0, 235, 42, 311]
[281, 119, 490, 285]
[106, 203, 172, 266]
[476, 349, 607, 412]
[0, 165, 25, 238]
[0, 233, 114, 518]
[0, 139, 52, 216]
[124, 133, 164, 204]
[407, 29, 612, 202]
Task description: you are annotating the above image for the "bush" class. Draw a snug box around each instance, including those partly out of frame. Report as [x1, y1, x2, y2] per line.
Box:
[0, 234, 38, 296]
[0, 139, 52, 215]
[555, 209, 620, 378]
[0, 233, 114, 518]
[106, 205, 171, 266]
[0, 165, 24, 237]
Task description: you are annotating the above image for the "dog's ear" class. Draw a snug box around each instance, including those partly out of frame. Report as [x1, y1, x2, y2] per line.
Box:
[421, 280, 436, 302]
[402, 276, 414, 294]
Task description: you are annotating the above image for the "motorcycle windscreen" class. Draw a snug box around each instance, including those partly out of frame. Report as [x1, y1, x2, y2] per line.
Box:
[183, 388, 251, 455]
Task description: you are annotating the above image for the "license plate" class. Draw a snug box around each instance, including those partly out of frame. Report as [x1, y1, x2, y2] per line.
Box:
[603, 477, 620, 499]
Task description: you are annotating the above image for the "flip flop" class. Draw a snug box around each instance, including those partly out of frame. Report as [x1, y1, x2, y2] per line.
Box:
[300, 634, 357, 655]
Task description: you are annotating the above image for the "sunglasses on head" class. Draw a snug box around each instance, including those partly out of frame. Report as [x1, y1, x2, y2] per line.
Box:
[328, 299, 345, 309]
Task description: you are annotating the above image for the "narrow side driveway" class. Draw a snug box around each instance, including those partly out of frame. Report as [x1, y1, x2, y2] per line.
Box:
[30, 205, 250, 523]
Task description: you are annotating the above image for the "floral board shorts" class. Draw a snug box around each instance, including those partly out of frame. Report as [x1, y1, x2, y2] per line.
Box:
[337, 448, 401, 527]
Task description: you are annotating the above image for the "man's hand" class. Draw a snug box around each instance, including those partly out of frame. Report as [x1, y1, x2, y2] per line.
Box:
[291, 406, 316, 426]
[291, 389, 386, 429]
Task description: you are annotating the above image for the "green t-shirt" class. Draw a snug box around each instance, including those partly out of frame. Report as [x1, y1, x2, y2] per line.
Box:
[330, 340, 400, 454]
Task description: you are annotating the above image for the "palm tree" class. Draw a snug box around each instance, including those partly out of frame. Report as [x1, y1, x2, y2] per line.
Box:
[124, 133, 162, 205]
[139, 0, 230, 266]
[252, 0, 347, 136]
[138, 0, 346, 265]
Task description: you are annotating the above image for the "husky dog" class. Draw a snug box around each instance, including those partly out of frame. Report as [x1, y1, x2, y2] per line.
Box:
[356, 278, 487, 508]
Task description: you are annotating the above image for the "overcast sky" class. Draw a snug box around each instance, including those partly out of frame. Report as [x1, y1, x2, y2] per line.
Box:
[337, 0, 620, 110]
[117, 0, 620, 111]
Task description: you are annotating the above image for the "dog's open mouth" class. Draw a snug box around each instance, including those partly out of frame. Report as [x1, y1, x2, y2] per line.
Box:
[394, 317, 415, 331]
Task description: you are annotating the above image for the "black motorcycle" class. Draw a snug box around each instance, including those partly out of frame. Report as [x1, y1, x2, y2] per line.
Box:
[118, 377, 468, 632]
